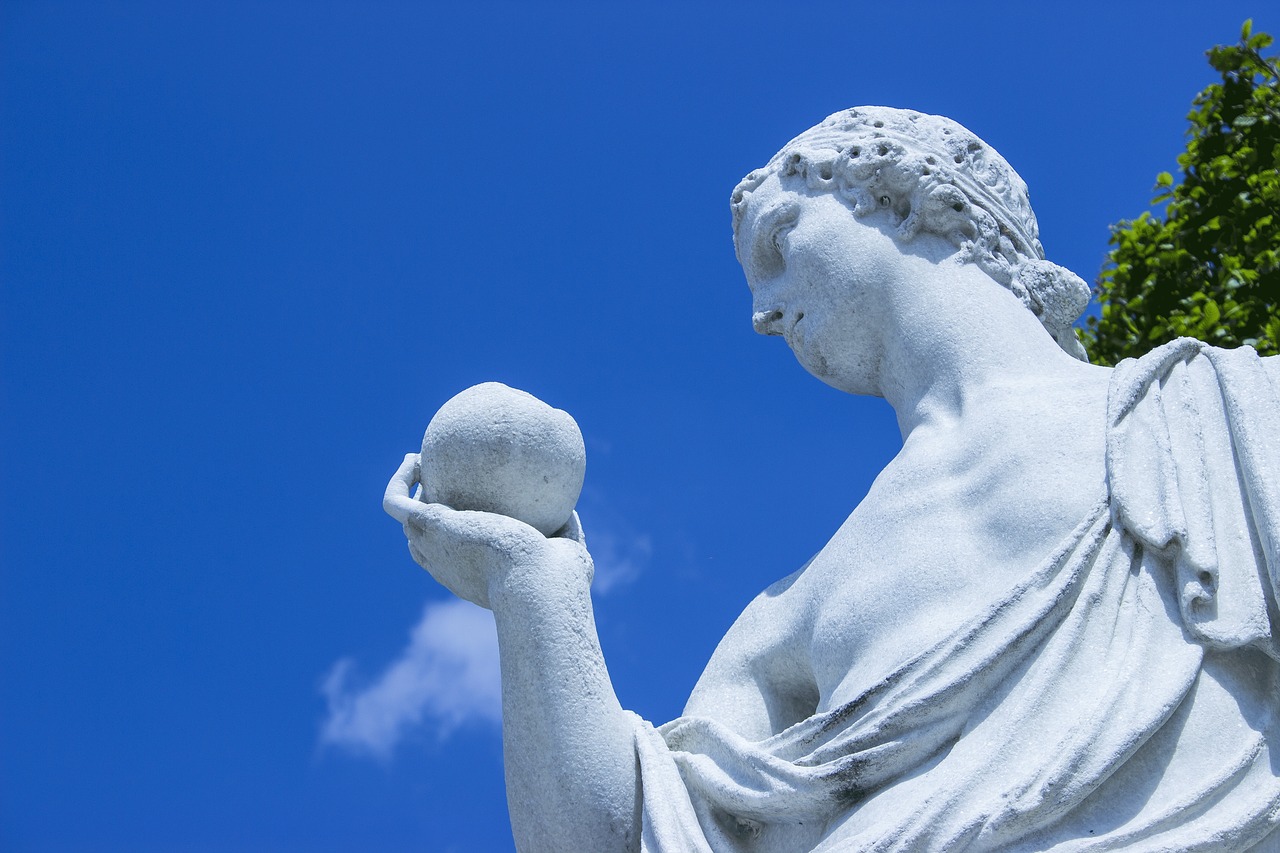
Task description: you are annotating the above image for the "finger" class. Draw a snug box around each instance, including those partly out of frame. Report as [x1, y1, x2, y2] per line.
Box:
[383, 454, 422, 521]
[399, 505, 529, 610]
[410, 502, 525, 547]
[556, 510, 587, 546]
[384, 492, 423, 524]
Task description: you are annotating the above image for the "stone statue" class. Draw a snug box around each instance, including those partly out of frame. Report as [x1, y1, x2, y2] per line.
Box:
[383, 107, 1280, 852]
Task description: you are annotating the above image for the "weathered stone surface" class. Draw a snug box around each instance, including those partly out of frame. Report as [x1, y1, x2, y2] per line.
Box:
[419, 382, 585, 538]
[384, 107, 1280, 852]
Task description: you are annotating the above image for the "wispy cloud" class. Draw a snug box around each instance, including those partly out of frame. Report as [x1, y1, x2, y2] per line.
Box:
[320, 511, 649, 758]
[320, 599, 500, 759]
[576, 488, 651, 595]
[588, 524, 651, 595]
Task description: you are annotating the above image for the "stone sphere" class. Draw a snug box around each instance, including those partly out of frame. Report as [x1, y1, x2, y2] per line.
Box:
[419, 382, 586, 536]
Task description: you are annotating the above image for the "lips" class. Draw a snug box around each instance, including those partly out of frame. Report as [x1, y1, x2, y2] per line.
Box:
[785, 312, 804, 346]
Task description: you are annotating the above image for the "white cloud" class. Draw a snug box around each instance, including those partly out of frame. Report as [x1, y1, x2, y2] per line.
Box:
[575, 491, 651, 595]
[320, 510, 648, 759]
[320, 598, 500, 759]
[588, 525, 651, 595]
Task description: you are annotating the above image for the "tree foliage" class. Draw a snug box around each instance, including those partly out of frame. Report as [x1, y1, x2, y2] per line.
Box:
[1083, 21, 1280, 365]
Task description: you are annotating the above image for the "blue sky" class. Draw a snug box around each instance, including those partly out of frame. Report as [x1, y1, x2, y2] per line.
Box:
[2, 2, 1272, 851]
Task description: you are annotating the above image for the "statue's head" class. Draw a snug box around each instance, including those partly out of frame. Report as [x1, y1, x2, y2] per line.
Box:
[731, 107, 1089, 359]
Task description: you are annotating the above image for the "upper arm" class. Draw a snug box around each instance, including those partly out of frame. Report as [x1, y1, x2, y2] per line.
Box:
[682, 569, 819, 740]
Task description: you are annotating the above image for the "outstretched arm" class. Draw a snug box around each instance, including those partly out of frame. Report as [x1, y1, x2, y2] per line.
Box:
[384, 454, 640, 853]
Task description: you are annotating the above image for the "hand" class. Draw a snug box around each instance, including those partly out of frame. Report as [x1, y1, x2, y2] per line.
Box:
[382, 453, 592, 609]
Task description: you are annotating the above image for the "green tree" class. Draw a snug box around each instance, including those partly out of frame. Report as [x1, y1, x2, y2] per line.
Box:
[1083, 20, 1280, 365]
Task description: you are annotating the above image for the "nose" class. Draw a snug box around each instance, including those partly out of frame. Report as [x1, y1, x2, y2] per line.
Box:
[752, 308, 785, 336]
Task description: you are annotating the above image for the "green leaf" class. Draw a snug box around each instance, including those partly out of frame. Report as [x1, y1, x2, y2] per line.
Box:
[1083, 21, 1280, 366]
[1203, 299, 1221, 326]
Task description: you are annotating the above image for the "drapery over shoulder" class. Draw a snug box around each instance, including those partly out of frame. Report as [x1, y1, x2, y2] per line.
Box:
[634, 340, 1280, 852]
[1108, 339, 1280, 660]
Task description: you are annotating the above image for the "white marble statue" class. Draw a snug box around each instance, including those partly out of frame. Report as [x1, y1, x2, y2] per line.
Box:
[383, 107, 1280, 852]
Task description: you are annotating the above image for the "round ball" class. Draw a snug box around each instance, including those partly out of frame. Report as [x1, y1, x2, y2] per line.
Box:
[420, 382, 585, 536]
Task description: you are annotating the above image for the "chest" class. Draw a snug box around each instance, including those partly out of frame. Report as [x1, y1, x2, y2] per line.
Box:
[801, 424, 1107, 709]
[685, 383, 1111, 736]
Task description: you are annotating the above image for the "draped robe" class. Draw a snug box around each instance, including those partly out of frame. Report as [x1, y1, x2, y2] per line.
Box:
[632, 340, 1280, 852]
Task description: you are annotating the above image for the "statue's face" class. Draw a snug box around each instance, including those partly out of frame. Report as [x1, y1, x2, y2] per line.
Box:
[735, 173, 915, 397]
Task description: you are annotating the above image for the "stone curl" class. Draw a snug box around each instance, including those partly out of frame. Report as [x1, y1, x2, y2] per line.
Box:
[731, 107, 1089, 360]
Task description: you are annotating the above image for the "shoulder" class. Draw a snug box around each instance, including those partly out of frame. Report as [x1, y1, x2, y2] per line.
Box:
[681, 559, 820, 738]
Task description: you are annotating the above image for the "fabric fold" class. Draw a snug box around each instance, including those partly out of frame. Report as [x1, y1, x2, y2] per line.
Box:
[636, 341, 1280, 852]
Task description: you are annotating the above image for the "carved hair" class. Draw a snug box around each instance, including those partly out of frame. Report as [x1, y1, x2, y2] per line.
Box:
[731, 107, 1089, 359]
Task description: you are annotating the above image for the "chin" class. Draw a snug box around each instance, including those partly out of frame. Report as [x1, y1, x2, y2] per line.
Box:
[797, 353, 880, 397]
[828, 376, 884, 398]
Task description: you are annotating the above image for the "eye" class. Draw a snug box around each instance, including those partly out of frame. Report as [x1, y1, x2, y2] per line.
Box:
[752, 217, 796, 279]
[739, 200, 800, 281]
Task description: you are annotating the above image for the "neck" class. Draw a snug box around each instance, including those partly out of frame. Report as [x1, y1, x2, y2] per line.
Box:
[876, 262, 1094, 441]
